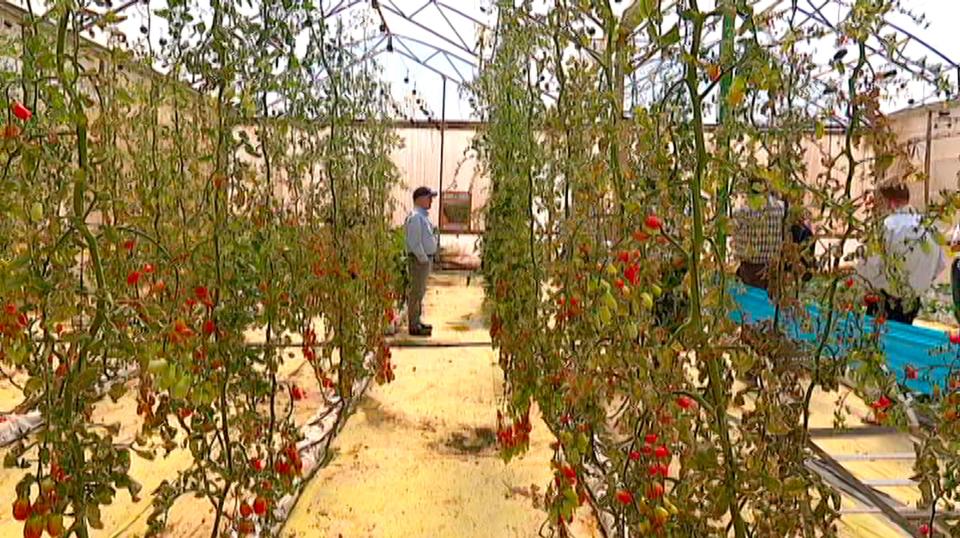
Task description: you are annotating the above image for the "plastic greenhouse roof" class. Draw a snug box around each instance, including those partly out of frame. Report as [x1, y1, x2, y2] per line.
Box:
[1, 0, 958, 122]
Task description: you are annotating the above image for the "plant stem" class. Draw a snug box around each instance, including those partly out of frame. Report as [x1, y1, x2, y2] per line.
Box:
[683, 4, 746, 537]
[210, 479, 232, 538]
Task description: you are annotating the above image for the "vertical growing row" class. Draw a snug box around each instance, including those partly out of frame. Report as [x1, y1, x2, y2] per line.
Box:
[475, 1, 952, 536]
[0, 0, 401, 536]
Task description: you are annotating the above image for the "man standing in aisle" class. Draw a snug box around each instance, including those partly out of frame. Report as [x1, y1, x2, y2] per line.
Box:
[857, 183, 946, 324]
[406, 186, 439, 337]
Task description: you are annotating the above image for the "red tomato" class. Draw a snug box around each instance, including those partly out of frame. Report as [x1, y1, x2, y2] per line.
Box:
[253, 496, 268, 516]
[12, 102, 32, 121]
[12, 498, 30, 521]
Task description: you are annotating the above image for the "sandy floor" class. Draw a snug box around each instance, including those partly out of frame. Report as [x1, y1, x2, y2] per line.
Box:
[282, 273, 600, 538]
[0, 272, 926, 537]
[279, 272, 928, 538]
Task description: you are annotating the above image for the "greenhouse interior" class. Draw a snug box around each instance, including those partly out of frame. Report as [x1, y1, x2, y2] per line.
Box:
[4, 0, 960, 536]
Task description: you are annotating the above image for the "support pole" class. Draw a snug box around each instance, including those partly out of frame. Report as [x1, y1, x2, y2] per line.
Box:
[438, 76, 447, 241]
[716, 0, 737, 264]
[719, 2, 736, 126]
[924, 109, 933, 207]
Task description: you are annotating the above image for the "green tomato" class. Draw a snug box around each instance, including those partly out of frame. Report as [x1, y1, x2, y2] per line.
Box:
[602, 291, 617, 311]
[147, 359, 167, 375]
[29, 202, 43, 223]
[160, 364, 178, 390]
[172, 375, 191, 399]
[7, 345, 26, 366]
[784, 476, 806, 493]
[576, 432, 589, 452]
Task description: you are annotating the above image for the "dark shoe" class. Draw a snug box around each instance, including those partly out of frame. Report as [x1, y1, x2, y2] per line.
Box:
[420, 322, 433, 330]
[409, 325, 432, 337]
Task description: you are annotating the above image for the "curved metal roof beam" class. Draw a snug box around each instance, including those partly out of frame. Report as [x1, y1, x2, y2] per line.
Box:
[380, 0, 476, 59]
[793, 5, 945, 88]
[429, 1, 472, 53]
[433, 0, 489, 31]
[392, 46, 465, 86]
[393, 35, 466, 85]
[326, 0, 366, 20]
[389, 32, 477, 68]
[803, 0, 958, 74]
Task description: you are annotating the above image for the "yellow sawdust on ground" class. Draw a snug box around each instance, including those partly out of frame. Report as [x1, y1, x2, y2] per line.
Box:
[0, 273, 929, 537]
[283, 273, 600, 538]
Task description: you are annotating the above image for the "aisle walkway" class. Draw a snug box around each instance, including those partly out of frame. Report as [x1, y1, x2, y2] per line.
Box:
[282, 273, 599, 537]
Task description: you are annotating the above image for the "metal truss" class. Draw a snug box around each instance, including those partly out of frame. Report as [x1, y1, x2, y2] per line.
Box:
[4, 0, 957, 117]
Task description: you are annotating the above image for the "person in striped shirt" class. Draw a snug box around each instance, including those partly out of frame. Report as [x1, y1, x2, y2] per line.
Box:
[732, 184, 815, 292]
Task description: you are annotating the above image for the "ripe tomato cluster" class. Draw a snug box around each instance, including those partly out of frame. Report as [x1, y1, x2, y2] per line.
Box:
[496, 410, 533, 459]
[12, 460, 69, 538]
[235, 495, 270, 535]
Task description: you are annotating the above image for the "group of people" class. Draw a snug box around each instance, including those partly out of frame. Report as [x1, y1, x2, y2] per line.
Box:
[733, 182, 948, 325]
[404, 181, 956, 338]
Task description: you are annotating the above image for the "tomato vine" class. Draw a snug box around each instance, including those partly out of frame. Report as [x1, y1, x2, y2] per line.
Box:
[0, 0, 401, 536]
[475, 1, 957, 536]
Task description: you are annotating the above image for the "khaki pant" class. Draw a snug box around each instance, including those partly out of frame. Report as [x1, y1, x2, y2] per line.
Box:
[407, 256, 432, 329]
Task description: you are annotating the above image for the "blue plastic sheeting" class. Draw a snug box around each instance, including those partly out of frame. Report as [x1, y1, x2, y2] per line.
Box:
[728, 285, 958, 396]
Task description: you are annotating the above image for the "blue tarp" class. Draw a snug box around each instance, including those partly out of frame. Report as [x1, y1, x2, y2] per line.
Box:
[728, 285, 958, 396]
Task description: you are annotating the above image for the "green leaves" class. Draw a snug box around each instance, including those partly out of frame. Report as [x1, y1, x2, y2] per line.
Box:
[23, 377, 43, 398]
[659, 25, 681, 47]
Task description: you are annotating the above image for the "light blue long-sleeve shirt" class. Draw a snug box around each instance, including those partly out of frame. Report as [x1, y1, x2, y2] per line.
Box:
[405, 207, 438, 263]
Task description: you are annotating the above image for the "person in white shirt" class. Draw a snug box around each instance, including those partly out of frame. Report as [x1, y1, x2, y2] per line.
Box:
[857, 183, 946, 324]
[405, 186, 439, 336]
[949, 224, 960, 324]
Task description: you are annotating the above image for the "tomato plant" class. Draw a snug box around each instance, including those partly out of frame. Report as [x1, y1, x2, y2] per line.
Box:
[475, 1, 956, 536]
[0, 0, 400, 536]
